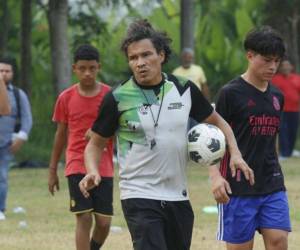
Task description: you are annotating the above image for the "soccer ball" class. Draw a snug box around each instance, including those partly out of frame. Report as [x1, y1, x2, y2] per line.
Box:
[187, 123, 226, 167]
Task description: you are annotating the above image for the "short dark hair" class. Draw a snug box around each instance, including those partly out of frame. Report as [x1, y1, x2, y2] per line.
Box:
[244, 26, 285, 58]
[0, 57, 15, 71]
[73, 44, 100, 63]
[121, 19, 172, 64]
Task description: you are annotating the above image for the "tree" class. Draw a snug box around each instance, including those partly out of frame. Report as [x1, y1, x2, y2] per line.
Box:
[180, 0, 194, 50]
[263, 0, 300, 72]
[47, 0, 71, 94]
[0, 0, 10, 57]
[194, 0, 264, 94]
[20, 0, 32, 94]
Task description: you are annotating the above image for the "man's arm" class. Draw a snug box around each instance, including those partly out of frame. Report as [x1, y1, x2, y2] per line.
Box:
[204, 110, 255, 185]
[0, 74, 11, 115]
[10, 89, 33, 154]
[79, 131, 109, 198]
[208, 165, 231, 204]
[48, 122, 67, 195]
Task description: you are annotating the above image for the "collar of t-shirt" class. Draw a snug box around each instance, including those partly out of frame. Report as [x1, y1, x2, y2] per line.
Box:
[239, 76, 270, 95]
[133, 73, 165, 93]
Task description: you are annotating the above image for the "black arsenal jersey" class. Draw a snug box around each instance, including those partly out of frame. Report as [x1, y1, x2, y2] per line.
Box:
[216, 77, 286, 196]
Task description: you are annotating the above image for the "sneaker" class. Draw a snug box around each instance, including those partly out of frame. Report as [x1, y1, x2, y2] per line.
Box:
[292, 150, 300, 158]
[0, 211, 6, 220]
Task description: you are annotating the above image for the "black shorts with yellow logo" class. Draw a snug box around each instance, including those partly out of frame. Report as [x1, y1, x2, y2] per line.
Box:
[67, 174, 113, 216]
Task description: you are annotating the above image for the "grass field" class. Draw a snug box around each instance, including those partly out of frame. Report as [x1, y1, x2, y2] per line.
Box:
[0, 158, 299, 250]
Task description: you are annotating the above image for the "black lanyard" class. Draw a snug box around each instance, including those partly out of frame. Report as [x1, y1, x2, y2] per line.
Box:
[139, 83, 165, 149]
[140, 83, 165, 127]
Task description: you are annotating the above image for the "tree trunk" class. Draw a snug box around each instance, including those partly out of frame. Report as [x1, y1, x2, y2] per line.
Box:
[0, 0, 10, 57]
[180, 0, 194, 51]
[263, 1, 300, 73]
[20, 0, 32, 95]
[47, 0, 71, 94]
[291, 7, 300, 72]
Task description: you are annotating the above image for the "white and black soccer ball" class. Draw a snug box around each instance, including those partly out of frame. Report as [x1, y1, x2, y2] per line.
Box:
[187, 123, 226, 167]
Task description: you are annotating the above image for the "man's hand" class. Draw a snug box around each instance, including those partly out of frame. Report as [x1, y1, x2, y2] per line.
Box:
[79, 173, 101, 198]
[10, 138, 24, 154]
[211, 174, 231, 204]
[230, 153, 255, 185]
[48, 168, 60, 195]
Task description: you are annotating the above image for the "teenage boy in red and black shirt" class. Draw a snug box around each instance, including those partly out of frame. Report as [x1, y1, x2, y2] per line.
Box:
[213, 26, 291, 250]
[48, 44, 113, 250]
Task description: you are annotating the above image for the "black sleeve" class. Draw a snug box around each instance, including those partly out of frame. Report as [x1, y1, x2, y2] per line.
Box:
[215, 86, 231, 122]
[92, 91, 119, 138]
[189, 81, 214, 122]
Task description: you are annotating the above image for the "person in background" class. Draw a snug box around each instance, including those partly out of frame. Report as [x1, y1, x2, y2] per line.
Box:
[0, 57, 32, 220]
[173, 48, 210, 100]
[48, 45, 114, 250]
[272, 58, 300, 159]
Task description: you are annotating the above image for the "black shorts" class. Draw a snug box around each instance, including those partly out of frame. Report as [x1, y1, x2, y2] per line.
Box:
[121, 198, 194, 250]
[67, 174, 113, 216]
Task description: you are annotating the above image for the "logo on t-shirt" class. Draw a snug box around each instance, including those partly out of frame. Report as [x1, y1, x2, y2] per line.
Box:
[126, 120, 141, 131]
[247, 99, 256, 107]
[272, 96, 280, 111]
[167, 102, 184, 110]
[249, 114, 280, 136]
[139, 104, 150, 115]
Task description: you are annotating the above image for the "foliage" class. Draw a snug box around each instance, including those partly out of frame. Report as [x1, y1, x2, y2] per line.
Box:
[5, 0, 292, 164]
[193, 0, 264, 97]
[263, 0, 300, 72]
[15, 3, 55, 163]
[17, 0, 163, 163]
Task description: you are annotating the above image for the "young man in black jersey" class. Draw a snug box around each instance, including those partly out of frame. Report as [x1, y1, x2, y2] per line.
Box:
[214, 26, 291, 250]
[79, 19, 254, 250]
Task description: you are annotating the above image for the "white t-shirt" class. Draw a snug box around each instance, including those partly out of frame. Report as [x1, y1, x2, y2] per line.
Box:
[92, 73, 213, 201]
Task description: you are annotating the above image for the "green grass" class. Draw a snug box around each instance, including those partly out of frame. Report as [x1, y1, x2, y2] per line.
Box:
[0, 158, 300, 249]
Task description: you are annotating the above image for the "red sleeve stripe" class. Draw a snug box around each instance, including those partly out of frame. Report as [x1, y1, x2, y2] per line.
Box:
[220, 150, 230, 178]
